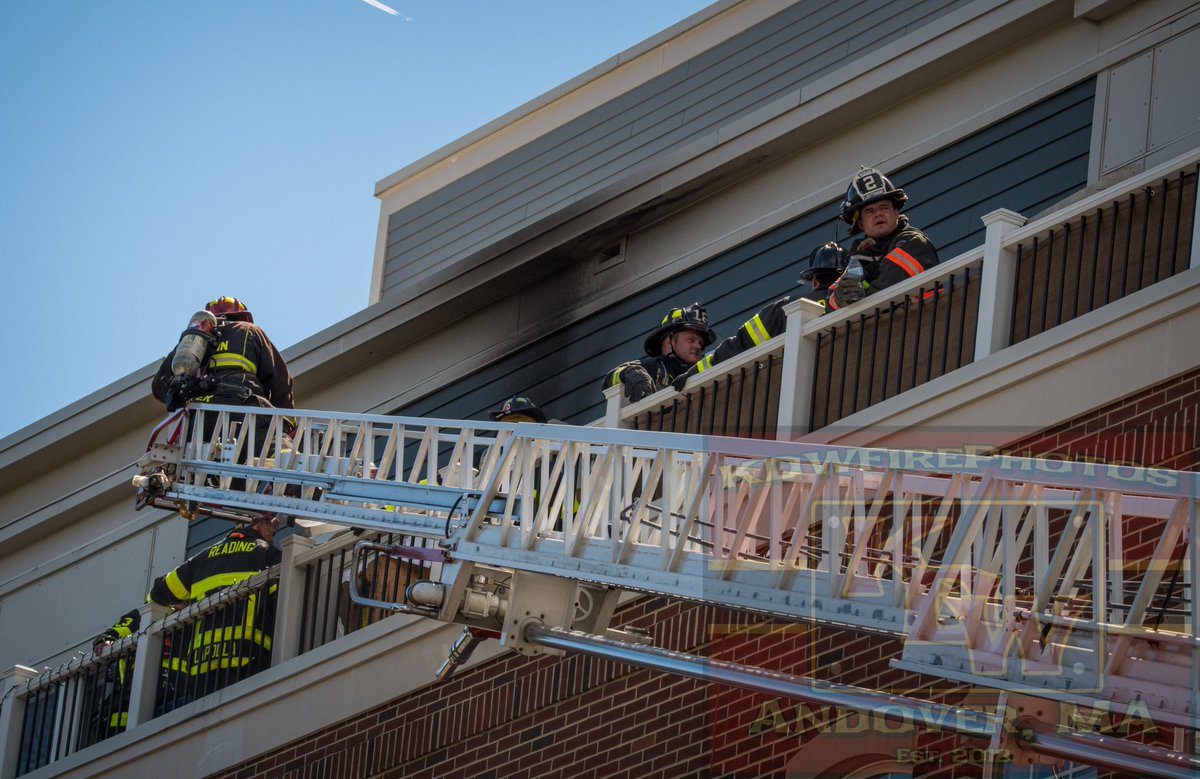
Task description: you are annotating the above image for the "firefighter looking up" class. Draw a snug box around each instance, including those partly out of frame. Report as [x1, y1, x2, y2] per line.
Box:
[602, 303, 716, 402]
[670, 243, 849, 390]
[826, 167, 940, 311]
[149, 514, 282, 698]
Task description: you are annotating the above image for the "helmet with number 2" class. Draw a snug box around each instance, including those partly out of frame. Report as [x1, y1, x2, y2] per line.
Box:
[839, 167, 909, 233]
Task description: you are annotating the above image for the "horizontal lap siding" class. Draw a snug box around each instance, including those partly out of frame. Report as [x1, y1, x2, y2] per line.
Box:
[380, 0, 969, 300]
[396, 80, 1093, 429]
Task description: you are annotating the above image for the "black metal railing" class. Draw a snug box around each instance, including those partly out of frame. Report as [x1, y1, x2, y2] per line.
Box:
[1011, 165, 1197, 344]
[630, 352, 782, 438]
[809, 266, 981, 430]
[297, 531, 433, 654]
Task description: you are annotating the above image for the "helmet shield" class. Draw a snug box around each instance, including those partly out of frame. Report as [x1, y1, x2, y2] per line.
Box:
[839, 167, 909, 232]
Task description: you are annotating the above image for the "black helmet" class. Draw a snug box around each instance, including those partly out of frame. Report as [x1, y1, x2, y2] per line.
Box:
[839, 167, 908, 232]
[643, 303, 717, 357]
[799, 242, 849, 284]
[490, 395, 547, 423]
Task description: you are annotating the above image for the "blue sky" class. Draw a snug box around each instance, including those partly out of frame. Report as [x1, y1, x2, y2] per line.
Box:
[0, 0, 714, 440]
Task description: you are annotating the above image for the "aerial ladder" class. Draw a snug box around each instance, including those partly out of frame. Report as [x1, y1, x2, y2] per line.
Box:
[133, 402, 1200, 777]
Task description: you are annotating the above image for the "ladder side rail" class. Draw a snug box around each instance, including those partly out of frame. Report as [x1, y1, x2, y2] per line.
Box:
[615, 449, 665, 566]
[666, 452, 711, 572]
[830, 467, 864, 597]
[1107, 492, 1125, 624]
[961, 484, 1004, 649]
[658, 449, 676, 565]
[840, 469, 895, 597]
[374, 421, 401, 483]
[774, 468, 816, 581]
[566, 446, 617, 559]
[1030, 488, 1093, 619]
[908, 477, 997, 641]
[1054, 489, 1101, 623]
[525, 438, 568, 552]
[906, 473, 965, 609]
[1091, 491, 1108, 673]
[1118, 496, 1189, 629]
[1190, 496, 1199, 736]
[717, 464, 771, 580]
[460, 434, 521, 544]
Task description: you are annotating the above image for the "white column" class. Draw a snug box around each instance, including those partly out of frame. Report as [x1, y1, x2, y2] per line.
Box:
[776, 298, 827, 440]
[603, 384, 631, 429]
[974, 208, 1028, 360]
[126, 602, 171, 728]
[0, 665, 38, 779]
[273, 534, 316, 666]
[1191, 180, 1200, 270]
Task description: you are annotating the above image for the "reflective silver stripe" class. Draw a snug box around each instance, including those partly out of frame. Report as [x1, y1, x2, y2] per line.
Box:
[211, 353, 257, 372]
[746, 316, 771, 346]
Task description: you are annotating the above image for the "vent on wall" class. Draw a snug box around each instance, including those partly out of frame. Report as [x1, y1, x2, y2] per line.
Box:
[594, 236, 627, 273]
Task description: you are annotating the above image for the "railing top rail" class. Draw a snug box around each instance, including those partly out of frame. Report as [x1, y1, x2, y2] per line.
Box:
[800, 246, 985, 335]
[618, 337, 786, 420]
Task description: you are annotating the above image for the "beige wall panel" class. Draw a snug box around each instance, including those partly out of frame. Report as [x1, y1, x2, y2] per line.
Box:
[0, 514, 185, 671]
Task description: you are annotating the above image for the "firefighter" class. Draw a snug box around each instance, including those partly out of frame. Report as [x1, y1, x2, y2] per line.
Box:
[826, 167, 940, 311]
[87, 609, 141, 740]
[148, 514, 282, 701]
[490, 395, 548, 424]
[670, 243, 849, 389]
[602, 303, 717, 402]
[151, 296, 294, 456]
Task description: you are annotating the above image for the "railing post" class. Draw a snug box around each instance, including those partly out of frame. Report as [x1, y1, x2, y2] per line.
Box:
[273, 534, 315, 665]
[1191, 179, 1200, 270]
[126, 602, 171, 729]
[0, 665, 38, 779]
[975, 208, 1027, 360]
[776, 298, 826, 440]
[603, 385, 631, 429]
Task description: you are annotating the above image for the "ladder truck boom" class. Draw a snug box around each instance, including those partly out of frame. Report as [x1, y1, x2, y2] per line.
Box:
[133, 403, 1200, 777]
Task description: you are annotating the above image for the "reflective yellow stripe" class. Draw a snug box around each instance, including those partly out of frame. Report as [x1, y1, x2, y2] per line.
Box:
[210, 353, 257, 372]
[109, 711, 128, 728]
[164, 570, 190, 602]
[610, 367, 624, 387]
[746, 315, 771, 346]
[695, 354, 714, 373]
[189, 571, 254, 601]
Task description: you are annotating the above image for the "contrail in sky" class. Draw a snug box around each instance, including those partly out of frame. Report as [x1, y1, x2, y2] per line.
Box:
[360, 0, 401, 15]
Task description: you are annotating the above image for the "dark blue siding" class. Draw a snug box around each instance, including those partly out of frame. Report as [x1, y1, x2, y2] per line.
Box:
[395, 80, 1096, 427]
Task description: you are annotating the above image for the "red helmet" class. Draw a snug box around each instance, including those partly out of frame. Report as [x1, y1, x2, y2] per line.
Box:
[205, 296, 254, 323]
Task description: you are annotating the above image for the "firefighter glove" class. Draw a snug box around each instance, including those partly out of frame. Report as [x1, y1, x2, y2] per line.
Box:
[622, 365, 655, 402]
[672, 365, 699, 392]
[831, 277, 866, 306]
